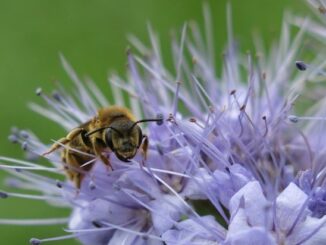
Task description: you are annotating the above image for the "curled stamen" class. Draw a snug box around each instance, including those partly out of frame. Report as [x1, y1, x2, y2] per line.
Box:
[262, 116, 268, 137]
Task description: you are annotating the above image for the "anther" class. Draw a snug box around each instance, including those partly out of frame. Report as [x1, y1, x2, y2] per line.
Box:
[35, 88, 42, 96]
[0, 191, 8, 199]
[19, 130, 29, 139]
[189, 118, 196, 123]
[30, 238, 41, 245]
[230, 89, 236, 95]
[5, 178, 21, 188]
[156, 144, 164, 155]
[89, 181, 96, 190]
[240, 105, 246, 111]
[11, 127, 19, 134]
[56, 180, 62, 189]
[295, 61, 308, 71]
[113, 183, 121, 191]
[142, 234, 149, 240]
[8, 135, 18, 144]
[92, 220, 103, 228]
[156, 114, 164, 125]
[125, 46, 131, 55]
[22, 142, 28, 151]
[288, 115, 299, 123]
[52, 91, 62, 102]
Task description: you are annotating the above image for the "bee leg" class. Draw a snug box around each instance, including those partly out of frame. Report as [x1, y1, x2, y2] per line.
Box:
[92, 143, 113, 171]
[63, 150, 94, 193]
[74, 172, 84, 191]
[43, 128, 84, 155]
[100, 153, 113, 171]
[63, 153, 84, 191]
[42, 137, 69, 156]
[140, 135, 149, 166]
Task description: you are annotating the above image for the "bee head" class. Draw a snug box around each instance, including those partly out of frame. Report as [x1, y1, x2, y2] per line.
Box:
[86, 114, 163, 162]
[105, 120, 142, 162]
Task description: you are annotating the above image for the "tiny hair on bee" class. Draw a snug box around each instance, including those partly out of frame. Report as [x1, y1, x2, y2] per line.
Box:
[43, 106, 164, 189]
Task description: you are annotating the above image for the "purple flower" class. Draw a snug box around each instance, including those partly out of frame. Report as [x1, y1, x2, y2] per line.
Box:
[1, 3, 326, 245]
[226, 181, 326, 244]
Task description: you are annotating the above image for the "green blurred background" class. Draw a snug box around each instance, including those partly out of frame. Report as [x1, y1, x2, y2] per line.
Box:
[0, 0, 308, 244]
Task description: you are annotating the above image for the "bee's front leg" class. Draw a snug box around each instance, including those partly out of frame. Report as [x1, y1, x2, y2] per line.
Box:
[92, 140, 113, 171]
[140, 135, 149, 167]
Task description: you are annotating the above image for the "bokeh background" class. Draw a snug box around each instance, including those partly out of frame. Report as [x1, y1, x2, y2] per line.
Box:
[0, 0, 309, 244]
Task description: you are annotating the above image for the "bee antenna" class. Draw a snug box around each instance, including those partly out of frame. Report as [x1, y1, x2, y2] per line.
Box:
[130, 114, 164, 130]
[85, 127, 122, 137]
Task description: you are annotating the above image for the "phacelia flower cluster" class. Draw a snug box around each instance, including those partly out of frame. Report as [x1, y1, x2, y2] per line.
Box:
[1, 2, 326, 245]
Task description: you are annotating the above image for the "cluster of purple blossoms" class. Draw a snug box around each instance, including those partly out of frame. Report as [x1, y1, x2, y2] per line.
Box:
[1, 2, 326, 245]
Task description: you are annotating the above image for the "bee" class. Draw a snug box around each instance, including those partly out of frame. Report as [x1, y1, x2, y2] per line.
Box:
[43, 106, 163, 189]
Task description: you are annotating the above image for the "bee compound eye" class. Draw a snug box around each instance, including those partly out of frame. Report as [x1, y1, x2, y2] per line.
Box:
[137, 127, 143, 147]
[105, 129, 114, 150]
